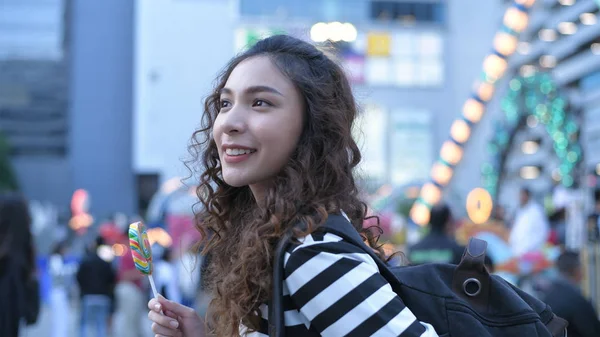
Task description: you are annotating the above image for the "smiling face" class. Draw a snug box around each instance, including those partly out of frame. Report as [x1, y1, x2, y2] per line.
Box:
[213, 56, 305, 200]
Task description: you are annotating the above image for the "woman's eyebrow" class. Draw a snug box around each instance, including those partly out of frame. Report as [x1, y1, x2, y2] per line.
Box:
[219, 85, 285, 97]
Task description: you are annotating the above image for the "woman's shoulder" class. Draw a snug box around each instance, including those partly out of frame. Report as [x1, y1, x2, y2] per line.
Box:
[284, 227, 377, 273]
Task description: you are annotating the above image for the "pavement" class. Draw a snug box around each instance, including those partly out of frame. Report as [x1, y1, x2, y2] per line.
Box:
[20, 303, 154, 337]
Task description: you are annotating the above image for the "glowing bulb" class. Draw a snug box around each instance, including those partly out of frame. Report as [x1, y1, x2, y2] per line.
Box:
[440, 141, 463, 165]
[341, 23, 358, 42]
[539, 55, 557, 68]
[493, 32, 518, 56]
[420, 183, 442, 205]
[463, 99, 485, 123]
[558, 0, 575, 5]
[580, 13, 597, 26]
[450, 119, 471, 144]
[475, 81, 495, 102]
[112, 244, 127, 257]
[466, 188, 493, 225]
[521, 140, 540, 154]
[539, 29, 557, 42]
[328, 22, 344, 42]
[410, 202, 431, 226]
[520, 166, 541, 179]
[147, 227, 173, 247]
[310, 22, 329, 42]
[520, 64, 537, 77]
[431, 162, 454, 186]
[503, 7, 529, 33]
[557, 22, 577, 35]
[483, 54, 508, 80]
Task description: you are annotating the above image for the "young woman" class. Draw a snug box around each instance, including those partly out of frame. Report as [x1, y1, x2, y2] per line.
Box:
[148, 35, 438, 337]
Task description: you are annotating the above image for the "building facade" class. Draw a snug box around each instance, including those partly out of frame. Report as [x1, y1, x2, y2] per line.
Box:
[4, 0, 502, 217]
[134, 0, 500, 197]
[1, 0, 135, 217]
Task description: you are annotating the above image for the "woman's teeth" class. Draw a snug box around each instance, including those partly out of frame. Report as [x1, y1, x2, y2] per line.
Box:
[225, 148, 255, 156]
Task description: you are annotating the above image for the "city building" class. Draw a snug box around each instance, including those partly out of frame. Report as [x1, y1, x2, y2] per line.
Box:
[3, 0, 501, 217]
[134, 0, 500, 199]
[1, 0, 135, 217]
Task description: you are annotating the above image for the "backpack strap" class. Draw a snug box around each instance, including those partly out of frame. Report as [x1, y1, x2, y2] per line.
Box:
[268, 213, 402, 337]
[545, 314, 568, 337]
[269, 228, 293, 337]
[451, 238, 491, 309]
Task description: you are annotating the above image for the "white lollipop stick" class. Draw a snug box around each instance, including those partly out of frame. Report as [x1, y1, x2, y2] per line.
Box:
[148, 274, 159, 299]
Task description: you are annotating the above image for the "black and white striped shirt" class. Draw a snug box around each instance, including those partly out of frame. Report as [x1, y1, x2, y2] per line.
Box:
[241, 230, 439, 336]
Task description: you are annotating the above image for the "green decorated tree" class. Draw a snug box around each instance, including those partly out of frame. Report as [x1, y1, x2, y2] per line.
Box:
[0, 132, 18, 192]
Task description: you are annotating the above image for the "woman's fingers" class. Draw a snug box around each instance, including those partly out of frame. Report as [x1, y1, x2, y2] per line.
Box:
[148, 298, 162, 312]
[151, 322, 182, 337]
[163, 310, 180, 320]
[148, 310, 180, 330]
[157, 296, 198, 319]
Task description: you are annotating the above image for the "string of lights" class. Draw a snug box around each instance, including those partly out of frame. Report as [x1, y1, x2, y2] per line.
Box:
[481, 72, 582, 198]
[409, 0, 537, 226]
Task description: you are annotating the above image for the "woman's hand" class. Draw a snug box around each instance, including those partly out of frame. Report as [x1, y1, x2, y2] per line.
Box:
[148, 296, 206, 337]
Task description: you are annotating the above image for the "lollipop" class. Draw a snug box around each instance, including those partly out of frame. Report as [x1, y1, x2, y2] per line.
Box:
[129, 221, 159, 298]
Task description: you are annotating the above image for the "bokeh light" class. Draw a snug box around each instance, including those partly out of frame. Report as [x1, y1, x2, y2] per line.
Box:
[420, 183, 442, 205]
[483, 54, 508, 80]
[463, 99, 485, 123]
[493, 32, 518, 56]
[466, 188, 493, 225]
[440, 141, 464, 165]
[410, 202, 431, 226]
[431, 162, 454, 186]
[450, 119, 471, 144]
[503, 7, 529, 33]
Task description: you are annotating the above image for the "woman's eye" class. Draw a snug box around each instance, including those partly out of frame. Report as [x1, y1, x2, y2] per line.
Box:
[253, 99, 272, 107]
[220, 100, 231, 109]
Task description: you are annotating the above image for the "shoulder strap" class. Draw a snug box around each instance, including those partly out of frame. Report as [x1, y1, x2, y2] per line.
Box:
[317, 214, 404, 292]
[269, 214, 402, 337]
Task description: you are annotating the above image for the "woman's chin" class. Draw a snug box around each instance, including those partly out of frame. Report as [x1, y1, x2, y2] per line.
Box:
[223, 176, 251, 188]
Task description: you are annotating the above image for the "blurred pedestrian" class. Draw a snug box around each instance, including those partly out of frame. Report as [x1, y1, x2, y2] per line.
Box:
[0, 193, 39, 336]
[538, 251, 600, 337]
[76, 236, 116, 337]
[509, 188, 550, 256]
[49, 241, 71, 337]
[155, 247, 182, 303]
[408, 203, 464, 265]
[177, 245, 200, 308]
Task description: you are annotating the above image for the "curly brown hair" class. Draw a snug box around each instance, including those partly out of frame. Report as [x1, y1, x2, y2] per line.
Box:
[187, 35, 384, 336]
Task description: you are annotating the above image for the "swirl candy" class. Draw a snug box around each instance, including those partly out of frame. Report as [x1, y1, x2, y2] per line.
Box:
[129, 221, 159, 298]
[129, 221, 153, 274]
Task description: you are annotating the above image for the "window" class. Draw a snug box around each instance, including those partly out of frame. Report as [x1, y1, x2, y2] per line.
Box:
[375, 31, 444, 87]
[239, 0, 368, 22]
[365, 57, 393, 85]
[370, 1, 446, 24]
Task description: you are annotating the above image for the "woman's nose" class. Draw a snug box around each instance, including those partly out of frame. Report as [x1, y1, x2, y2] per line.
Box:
[221, 104, 247, 135]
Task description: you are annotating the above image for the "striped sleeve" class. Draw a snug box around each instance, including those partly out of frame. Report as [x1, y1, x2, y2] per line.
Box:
[283, 232, 439, 337]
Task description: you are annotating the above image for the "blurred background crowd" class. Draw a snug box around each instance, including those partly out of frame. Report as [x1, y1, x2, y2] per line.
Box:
[2, 0, 600, 336]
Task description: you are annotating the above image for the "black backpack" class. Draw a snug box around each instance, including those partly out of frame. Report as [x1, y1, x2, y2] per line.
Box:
[270, 214, 568, 337]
